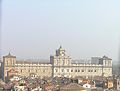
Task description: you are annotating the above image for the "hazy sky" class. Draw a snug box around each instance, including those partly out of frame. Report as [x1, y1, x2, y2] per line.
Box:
[1, 0, 120, 61]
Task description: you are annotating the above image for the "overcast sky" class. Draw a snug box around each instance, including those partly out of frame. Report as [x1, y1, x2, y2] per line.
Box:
[1, 0, 120, 61]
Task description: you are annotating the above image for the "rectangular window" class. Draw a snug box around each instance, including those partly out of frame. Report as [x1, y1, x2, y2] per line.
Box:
[43, 69, 45, 72]
[88, 70, 90, 72]
[82, 70, 84, 72]
[55, 69, 58, 72]
[28, 70, 30, 72]
[62, 69, 64, 72]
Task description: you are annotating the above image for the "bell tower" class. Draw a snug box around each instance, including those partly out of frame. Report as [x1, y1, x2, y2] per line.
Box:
[3, 52, 16, 67]
[2, 53, 16, 81]
[51, 46, 72, 77]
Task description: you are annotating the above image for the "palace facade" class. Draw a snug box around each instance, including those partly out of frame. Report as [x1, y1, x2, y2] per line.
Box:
[1, 46, 112, 81]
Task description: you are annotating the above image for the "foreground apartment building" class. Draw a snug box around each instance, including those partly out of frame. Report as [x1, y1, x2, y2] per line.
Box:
[1, 46, 112, 81]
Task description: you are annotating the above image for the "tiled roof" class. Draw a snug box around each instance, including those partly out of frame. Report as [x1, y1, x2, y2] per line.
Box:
[60, 83, 86, 90]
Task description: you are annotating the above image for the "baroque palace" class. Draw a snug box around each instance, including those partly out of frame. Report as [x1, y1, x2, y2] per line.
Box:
[1, 46, 112, 81]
